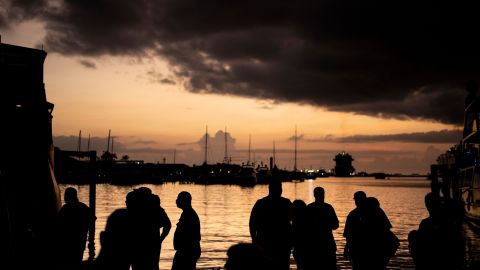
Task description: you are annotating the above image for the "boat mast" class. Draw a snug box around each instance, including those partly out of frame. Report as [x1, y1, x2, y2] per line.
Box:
[111, 136, 114, 153]
[106, 129, 111, 153]
[173, 148, 176, 164]
[77, 130, 82, 152]
[294, 125, 297, 171]
[248, 134, 251, 165]
[204, 126, 208, 164]
[273, 140, 276, 168]
[224, 126, 228, 163]
[87, 134, 91, 152]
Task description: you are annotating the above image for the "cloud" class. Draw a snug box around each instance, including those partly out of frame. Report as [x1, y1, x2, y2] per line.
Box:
[287, 134, 305, 142]
[304, 129, 461, 144]
[10, 1, 480, 124]
[78, 59, 96, 69]
[146, 69, 176, 85]
[133, 139, 157, 145]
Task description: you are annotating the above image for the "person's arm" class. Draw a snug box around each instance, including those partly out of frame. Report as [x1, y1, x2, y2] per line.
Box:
[160, 210, 172, 242]
[330, 205, 340, 230]
[249, 202, 259, 242]
[343, 213, 352, 260]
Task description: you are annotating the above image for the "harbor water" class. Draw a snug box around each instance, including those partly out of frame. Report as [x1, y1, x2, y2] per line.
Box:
[61, 177, 479, 269]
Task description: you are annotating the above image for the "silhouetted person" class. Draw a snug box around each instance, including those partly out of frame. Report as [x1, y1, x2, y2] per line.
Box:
[343, 191, 367, 269]
[56, 187, 91, 270]
[305, 187, 339, 270]
[362, 197, 395, 269]
[409, 192, 463, 270]
[224, 243, 273, 270]
[87, 208, 132, 270]
[249, 180, 292, 270]
[127, 187, 171, 270]
[291, 200, 308, 270]
[172, 191, 201, 270]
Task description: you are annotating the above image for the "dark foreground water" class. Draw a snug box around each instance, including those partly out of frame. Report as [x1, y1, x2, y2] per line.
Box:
[61, 177, 479, 269]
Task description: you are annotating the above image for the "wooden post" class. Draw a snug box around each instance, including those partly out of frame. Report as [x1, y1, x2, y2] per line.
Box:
[88, 150, 97, 261]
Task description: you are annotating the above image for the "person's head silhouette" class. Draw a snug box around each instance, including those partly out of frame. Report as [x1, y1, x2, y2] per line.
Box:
[176, 191, 192, 210]
[424, 192, 442, 217]
[353, 191, 367, 207]
[64, 187, 79, 204]
[268, 180, 282, 198]
[314, 187, 325, 203]
[225, 243, 268, 270]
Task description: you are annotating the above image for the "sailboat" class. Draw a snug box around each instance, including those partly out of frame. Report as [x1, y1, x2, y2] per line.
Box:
[290, 126, 306, 181]
[234, 134, 257, 186]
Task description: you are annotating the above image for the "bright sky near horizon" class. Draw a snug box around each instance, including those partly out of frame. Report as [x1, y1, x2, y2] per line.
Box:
[2, 2, 473, 174]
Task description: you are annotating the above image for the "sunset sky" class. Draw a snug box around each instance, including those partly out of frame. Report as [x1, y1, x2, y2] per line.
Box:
[2, 1, 478, 174]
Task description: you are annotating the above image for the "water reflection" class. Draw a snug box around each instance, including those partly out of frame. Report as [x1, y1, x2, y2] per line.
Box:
[64, 177, 432, 269]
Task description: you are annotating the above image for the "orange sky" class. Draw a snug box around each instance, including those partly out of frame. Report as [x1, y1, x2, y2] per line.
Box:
[2, 21, 458, 174]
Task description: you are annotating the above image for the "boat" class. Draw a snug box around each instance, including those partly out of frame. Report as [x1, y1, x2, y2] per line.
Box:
[432, 80, 480, 229]
[373, 172, 387, 179]
[0, 43, 67, 268]
[256, 162, 272, 184]
[235, 162, 257, 187]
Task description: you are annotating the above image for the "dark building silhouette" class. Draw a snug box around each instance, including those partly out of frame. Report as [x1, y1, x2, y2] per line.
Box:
[333, 151, 355, 177]
[0, 43, 61, 269]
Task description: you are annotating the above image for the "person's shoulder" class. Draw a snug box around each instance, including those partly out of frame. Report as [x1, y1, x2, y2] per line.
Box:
[325, 203, 335, 210]
[255, 196, 269, 205]
[158, 206, 168, 215]
[79, 201, 89, 209]
[346, 208, 359, 219]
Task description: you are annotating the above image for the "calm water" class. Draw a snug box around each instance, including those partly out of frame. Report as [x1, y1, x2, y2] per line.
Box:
[63, 177, 439, 269]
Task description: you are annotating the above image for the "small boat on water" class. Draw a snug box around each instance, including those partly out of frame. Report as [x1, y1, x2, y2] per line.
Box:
[373, 172, 387, 179]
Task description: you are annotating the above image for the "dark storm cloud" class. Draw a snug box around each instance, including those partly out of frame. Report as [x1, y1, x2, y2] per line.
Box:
[0, 0, 47, 26]
[305, 129, 461, 144]
[6, 0, 480, 124]
[338, 130, 462, 144]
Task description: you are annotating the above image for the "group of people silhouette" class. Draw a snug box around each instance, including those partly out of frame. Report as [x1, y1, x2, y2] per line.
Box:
[246, 181, 398, 270]
[56, 180, 466, 270]
[55, 187, 200, 270]
[408, 190, 465, 270]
